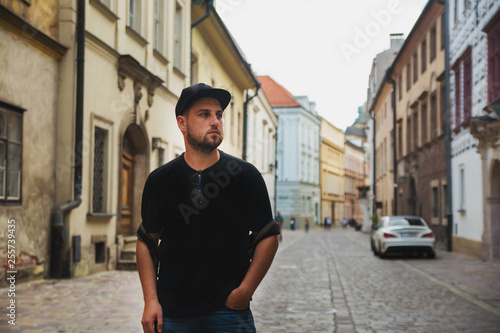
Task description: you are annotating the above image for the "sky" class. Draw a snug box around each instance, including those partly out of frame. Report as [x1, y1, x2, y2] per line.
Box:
[215, 0, 429, 131]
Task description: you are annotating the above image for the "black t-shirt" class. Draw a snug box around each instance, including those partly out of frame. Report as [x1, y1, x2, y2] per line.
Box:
[141, 150, 279, 318]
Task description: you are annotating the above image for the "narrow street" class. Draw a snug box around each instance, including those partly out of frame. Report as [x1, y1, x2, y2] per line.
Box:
[2, 228, 500, 333]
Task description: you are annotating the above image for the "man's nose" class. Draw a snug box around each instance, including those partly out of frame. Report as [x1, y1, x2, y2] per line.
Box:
[209, 114, 220, 126]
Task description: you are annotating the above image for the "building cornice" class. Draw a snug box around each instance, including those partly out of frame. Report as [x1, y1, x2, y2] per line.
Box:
[0, 4, 67, 60]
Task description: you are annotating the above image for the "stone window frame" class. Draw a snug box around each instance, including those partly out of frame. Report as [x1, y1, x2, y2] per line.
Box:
[89, 114, 114, 216]
[0, 101, 25, 204]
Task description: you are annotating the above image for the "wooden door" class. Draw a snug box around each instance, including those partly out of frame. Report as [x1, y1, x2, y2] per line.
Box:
[121, 150, 134, 235]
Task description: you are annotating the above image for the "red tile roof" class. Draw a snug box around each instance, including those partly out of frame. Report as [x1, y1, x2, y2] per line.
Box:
[257, 75, 300, 107]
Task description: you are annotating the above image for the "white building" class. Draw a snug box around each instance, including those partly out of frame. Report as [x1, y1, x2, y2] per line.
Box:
[244, 86, 278, 214]
[259, 76, 321, 229]
[450, 0, 500, 259]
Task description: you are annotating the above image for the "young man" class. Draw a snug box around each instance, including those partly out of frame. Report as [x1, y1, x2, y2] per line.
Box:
[136, 83, 280, 333]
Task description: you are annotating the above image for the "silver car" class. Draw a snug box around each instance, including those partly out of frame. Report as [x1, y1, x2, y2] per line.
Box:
[371, 216, 436, 258]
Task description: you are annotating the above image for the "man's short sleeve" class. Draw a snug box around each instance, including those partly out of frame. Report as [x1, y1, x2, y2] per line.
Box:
[140, 173, 164, 234]
[244, 168, 280, 236]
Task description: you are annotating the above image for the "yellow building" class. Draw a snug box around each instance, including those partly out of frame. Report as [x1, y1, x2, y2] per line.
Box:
[320, 118, 345, 226]
[371, 81, 394, 217]
[191, 2, 260, 158]
[51, 0, 193, 278]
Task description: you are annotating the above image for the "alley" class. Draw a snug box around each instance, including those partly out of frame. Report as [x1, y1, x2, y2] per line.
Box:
[2, 228, 500, 333]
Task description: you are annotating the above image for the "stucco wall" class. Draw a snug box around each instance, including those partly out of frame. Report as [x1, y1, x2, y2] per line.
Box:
[0, 24, 58, 283]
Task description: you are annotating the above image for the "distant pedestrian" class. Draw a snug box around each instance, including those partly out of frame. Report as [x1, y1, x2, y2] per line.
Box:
[326, 218, 332, 231]
[305, 218, 309, 233]
[276, 211, 284, 242]
[290, 216, 296, 231]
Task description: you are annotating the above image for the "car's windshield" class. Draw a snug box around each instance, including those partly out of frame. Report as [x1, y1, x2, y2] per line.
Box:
[388, 218, 425, 227]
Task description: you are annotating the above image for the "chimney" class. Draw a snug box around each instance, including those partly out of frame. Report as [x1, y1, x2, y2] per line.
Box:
[390, 33, 405, 51]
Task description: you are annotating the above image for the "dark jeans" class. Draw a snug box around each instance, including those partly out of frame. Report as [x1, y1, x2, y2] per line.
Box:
[163, 305, 256, 333]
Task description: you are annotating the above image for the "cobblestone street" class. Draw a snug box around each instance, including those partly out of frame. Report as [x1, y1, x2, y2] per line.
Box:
[2, 228, 500, 332]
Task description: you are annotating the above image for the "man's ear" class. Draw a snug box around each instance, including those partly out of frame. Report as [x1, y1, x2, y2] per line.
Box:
[177, 115, 187, 133]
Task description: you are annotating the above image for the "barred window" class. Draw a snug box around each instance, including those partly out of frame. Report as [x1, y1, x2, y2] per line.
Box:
[93, 127, 107, 212]
[0, 104, 23, 203]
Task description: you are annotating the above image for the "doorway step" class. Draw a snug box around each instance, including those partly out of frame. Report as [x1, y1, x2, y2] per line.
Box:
[116, 235, 137, 270]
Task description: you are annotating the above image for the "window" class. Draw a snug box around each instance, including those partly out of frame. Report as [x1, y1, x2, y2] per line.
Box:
[463, 52, 472, 121]
[398, 74, 402, 100]
[174, 3, 183, 69]
[432, 186, 439, 218]
[483, 11, 500, 104]
[154, 0, 165, 53]
[407, 117, 411, 153]
[453, 47, 472, 129]
[0, 104, 23, 202]
[397, 122, 402, 158]
[430, 26, 437, 62]
[454, 0, 458, 24]
[441, 13, 445, 50]
[459, 167, 465, 212]
[93, 127, 108, 213]
[440, 84, 446, 135]
[430, 92, 438, 139]
[413, 111, 419, 148]
[191, 53, 198, 84]
[421, 100, 428, 144]
[421, 38, 427, 73]
[453, 62, 462, 128]
[413, 52, 418, 83]
[128, 0, 142, 33]
[406, 63, 411, 91]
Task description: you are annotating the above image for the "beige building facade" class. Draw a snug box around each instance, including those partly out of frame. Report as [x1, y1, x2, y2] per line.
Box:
[371, 81, 394, 218]
[0, 0, 67, 284]
[320, 118, 345, 226]
[392, 1, 448, 247]
[54, 0, 192, 278]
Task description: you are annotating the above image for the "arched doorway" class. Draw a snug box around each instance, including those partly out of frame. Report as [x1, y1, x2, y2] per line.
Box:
[490, 160, 500, 260]
[120, 124, 149, 235]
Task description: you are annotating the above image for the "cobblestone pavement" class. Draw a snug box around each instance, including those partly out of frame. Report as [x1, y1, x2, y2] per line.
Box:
[2, 228, 500, 332]
[252, 228, 500, 333]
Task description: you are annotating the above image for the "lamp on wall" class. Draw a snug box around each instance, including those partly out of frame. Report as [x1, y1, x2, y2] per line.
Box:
[152, 137, 162, 150]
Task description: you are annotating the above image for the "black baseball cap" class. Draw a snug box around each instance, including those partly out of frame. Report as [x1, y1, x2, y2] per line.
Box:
[175, 83, 232, 117]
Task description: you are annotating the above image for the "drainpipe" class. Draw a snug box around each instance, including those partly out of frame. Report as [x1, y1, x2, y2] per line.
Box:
[370, 109, 376, 217]
[273, 128, 278, 216]
[242, 82, 261, 161]
[437, 0, 453, 252]
[191, 0, 213, 28]
[387, 69, 398, 215]
[51, 0, 85, 278]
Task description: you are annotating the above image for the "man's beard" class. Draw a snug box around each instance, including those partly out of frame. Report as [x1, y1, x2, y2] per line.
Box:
[186, 126, 223, 154]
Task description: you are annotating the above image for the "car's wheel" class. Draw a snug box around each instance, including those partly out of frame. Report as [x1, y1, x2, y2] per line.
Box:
[427, 250, 436, 259]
